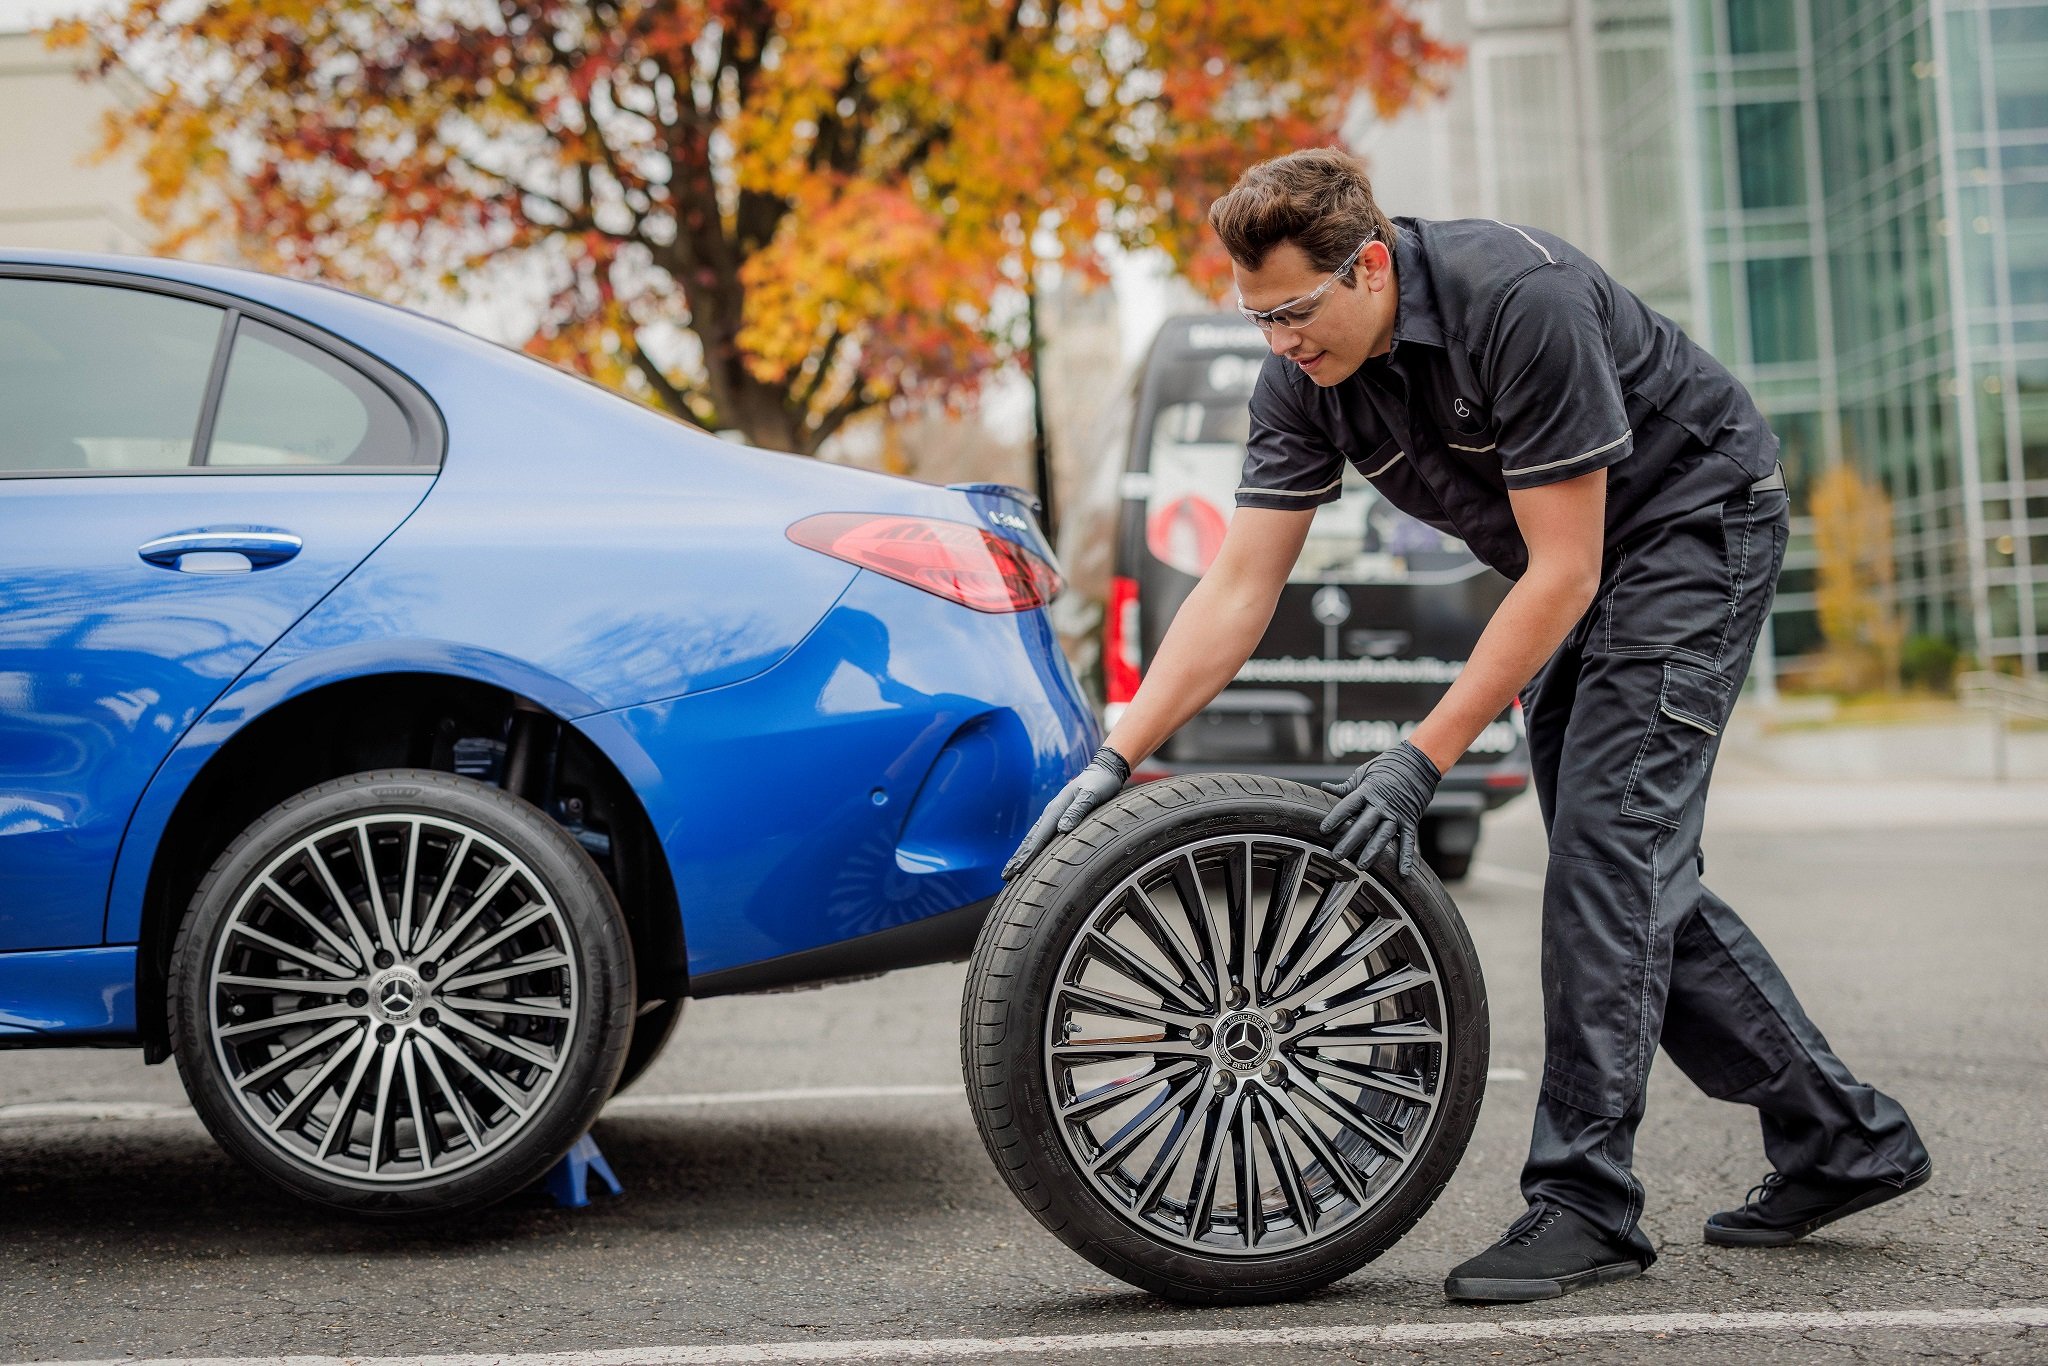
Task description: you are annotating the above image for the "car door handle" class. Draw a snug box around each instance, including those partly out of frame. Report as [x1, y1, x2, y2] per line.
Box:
[137, 531, 304, 572]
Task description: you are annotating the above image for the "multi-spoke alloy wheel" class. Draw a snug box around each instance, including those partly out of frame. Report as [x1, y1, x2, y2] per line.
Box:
[171, 770, 634, 1216]
[963, 774, 1488, 1304]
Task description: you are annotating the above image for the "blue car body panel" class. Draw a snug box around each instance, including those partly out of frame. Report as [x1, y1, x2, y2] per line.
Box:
[1, 249, 1097, 1043]
[0, 947, 137, 1039]
[0, 474, 434, 951]
[595, 569, 1096, 976]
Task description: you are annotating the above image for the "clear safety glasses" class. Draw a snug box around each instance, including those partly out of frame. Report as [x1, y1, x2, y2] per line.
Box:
[1237, 234, 1374, 332]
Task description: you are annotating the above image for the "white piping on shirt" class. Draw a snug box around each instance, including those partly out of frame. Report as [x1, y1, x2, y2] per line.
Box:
[1447, 441, 1496, 453]
[1364, 449, 1407, 476]
[1237, 475, 1344, 499]
[1490, 219, 1556, 265]
[1510, 430, 1632, 477]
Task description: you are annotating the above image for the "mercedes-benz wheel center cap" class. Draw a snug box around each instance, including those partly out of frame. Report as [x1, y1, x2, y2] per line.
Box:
[963, 773, 1490, 1304]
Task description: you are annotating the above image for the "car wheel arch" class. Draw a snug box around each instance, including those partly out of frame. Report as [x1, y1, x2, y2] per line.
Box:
[131, 670, 685, 1063]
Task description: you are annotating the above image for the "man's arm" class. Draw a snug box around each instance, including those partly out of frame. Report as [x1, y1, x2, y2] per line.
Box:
[1406, 468, 1607, 774]
[1103, 505, 1317, 766]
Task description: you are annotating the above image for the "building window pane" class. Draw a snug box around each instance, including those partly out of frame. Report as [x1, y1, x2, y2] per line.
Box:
[1735, 101, 1806, 208]
[1478, 45, 1582, 239]
[1725, 0, 1796, 54]
[1746, 256, 1818, 362]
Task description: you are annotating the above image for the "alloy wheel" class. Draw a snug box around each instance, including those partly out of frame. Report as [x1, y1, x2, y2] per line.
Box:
[206, 813, 579, 1183]
[1042, 834, 1448, 1255]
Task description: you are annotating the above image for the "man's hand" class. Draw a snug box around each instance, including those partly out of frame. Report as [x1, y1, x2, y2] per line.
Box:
[1001, 746, 1132, 882]
[1318, 741, 1443, 876]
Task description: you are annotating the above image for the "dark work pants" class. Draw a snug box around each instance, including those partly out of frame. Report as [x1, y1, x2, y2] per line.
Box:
[1516, 467, 1925, 1262]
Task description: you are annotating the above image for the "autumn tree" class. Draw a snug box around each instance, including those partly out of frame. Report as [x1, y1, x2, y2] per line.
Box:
[57, 1, 1450, 454]
[1810, 460, 1904, 694]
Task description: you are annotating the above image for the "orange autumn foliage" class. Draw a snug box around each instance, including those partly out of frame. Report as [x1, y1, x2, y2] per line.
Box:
[54, 1, 1452, 454]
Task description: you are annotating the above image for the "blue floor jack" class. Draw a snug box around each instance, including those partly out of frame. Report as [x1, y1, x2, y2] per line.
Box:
[542, 1132, 622, 1208]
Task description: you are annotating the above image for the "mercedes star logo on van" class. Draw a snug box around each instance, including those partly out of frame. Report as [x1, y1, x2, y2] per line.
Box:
[1311, 585, 1353, 627]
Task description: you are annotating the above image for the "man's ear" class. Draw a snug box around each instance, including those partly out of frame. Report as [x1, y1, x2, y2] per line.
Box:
[1358, 239, 1395, 289]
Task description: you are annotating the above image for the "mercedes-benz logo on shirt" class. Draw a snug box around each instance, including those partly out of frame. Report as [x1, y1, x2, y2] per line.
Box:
[1311, 585, 1352, 627]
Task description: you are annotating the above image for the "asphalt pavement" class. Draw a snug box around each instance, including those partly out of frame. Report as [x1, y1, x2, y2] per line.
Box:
[4, 766, 2045, 1365]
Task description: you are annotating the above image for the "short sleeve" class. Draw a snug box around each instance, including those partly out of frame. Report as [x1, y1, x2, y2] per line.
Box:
[1487, 264, 1633, 491]
[1236, 359, 1345, 510]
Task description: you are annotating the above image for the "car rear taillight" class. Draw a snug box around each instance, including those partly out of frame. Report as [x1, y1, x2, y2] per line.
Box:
[1105, 574, 1142, 704]
[787, 513, 1062, 614]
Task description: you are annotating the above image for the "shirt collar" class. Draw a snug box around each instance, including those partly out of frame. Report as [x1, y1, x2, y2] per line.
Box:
[1385, 218, 1445, 353]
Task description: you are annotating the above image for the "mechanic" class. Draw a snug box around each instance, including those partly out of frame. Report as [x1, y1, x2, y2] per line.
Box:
[1003, 147, 1930, 1303]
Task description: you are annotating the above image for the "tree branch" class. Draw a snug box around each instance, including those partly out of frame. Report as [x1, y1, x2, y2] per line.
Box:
[625, 330, 718, 428]
[804, 381, 871, 453]
[796, 324, 848, 411]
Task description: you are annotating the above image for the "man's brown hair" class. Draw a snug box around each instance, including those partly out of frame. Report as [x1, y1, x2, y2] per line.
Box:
[1207, 147, 1395, 276]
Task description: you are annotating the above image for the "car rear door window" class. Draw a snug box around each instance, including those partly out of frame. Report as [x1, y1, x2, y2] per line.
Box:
[0, 278, 224, 473]
[204, 317, 421, 467]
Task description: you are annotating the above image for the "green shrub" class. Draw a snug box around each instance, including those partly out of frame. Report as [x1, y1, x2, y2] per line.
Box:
[1899, 634, 1959, 692]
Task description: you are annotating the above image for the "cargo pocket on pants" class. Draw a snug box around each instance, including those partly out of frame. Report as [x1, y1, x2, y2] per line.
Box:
[1620, 663, 1729, 829]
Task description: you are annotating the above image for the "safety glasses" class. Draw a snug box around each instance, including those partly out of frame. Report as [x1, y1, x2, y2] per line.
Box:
[1236, 234, 1374, 332]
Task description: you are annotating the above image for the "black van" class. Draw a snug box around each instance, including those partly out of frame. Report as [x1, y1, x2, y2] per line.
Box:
[1105, 313, 1529, 880]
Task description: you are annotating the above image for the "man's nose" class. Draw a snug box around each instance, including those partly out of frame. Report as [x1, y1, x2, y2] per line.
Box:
[1266, 326, 1301, 355]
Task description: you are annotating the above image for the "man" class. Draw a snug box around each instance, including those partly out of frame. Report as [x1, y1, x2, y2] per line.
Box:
[1002, 148, 1929, 1304]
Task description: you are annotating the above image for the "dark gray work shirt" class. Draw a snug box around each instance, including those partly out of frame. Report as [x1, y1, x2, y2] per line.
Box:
[1237, 216, 1778, 580]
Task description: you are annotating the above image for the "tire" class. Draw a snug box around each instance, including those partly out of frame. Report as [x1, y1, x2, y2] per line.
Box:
[961, 773, 1488, 1304]
[613, 995, 685, 1095]
[169, 768, 636, 1216]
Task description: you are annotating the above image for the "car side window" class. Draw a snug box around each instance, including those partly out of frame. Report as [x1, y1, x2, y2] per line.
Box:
[0, 278, 225, 474]
[205, 318, 422, 467]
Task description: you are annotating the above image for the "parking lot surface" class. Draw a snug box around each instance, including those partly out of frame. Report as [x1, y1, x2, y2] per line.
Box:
[4, 770, 2045, 1364]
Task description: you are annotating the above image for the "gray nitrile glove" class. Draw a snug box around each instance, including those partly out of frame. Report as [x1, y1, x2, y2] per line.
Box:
[1001, 745, 1132, 881]
[1318, 740, 1443, 876]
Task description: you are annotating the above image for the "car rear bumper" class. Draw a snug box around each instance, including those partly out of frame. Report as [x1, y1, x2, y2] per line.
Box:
[590, 569, 1097, 986]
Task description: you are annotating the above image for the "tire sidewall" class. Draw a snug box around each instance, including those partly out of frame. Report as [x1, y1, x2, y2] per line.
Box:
[968, 774, 1489, 1300]
[170, 769, 634, 1217]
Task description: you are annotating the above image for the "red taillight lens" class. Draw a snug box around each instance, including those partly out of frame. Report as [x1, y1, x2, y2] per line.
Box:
[787, 513, 1063, 614]
[1105, 574, 1142, 703]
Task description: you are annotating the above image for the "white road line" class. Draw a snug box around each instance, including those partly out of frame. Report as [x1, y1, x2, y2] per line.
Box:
[18, 1308, 2044, 1366]
[1, 1075, 1529, 1129]
[0, 1101, 199, 1125]
[605, 1085, 960, 1111]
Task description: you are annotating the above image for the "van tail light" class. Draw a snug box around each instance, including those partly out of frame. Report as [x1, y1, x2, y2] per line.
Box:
[1105, 574, 1142, 704]
[787, 513, 1062, 614]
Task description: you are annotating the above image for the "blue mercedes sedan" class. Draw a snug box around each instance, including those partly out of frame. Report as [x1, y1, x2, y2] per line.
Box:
[0, 251, 1097, 1214]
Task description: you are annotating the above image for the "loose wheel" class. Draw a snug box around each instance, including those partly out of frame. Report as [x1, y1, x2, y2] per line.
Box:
[962, 773, 1488, 1303]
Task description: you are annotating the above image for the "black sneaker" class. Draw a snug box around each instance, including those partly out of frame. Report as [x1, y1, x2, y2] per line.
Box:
[1704, 1157, 1932, 1247]
[1444, 1202, 1650, 1303]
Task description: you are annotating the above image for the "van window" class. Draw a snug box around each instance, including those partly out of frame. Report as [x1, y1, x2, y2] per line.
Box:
[1142, 397, 1479, 584]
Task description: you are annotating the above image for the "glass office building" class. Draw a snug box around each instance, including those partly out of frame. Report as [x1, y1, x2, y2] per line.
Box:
[1360, 0, 2048, 676]
[1669, 0, 2047, 671]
